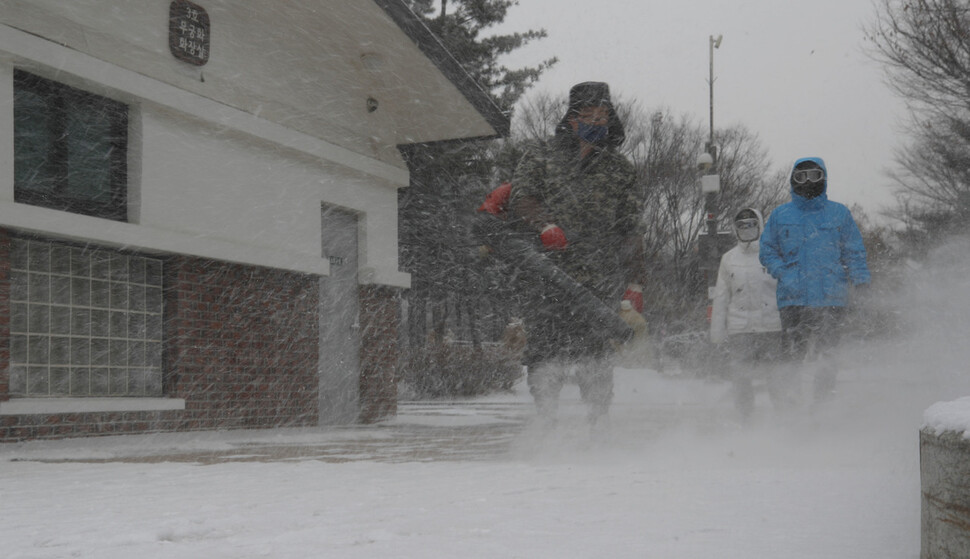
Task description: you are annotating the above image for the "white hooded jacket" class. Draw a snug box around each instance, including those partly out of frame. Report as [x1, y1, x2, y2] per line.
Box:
[710, 208, 782, 344]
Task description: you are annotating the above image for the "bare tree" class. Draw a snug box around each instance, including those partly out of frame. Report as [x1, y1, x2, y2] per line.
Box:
[867, 0, 970, 235]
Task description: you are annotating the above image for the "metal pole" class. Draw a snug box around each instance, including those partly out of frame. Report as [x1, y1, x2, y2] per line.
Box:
[709, 35, 715, 147]
[704, 35, 721, 300]
[705, 35, 719, 244]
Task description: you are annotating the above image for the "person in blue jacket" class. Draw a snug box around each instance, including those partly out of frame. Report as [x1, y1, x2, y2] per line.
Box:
[759, 157, 870, 403]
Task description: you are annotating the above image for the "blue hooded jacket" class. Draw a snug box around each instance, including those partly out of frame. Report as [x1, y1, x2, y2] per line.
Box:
[759, 157, 870, 308]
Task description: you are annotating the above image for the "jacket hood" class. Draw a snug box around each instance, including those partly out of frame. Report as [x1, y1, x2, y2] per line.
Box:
[732, 207, 764, 251]
[789, 156, 828, 208]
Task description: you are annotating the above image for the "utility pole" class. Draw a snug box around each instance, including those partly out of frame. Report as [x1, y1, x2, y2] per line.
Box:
[699, 34, 723, 324]
[704, 34, 722, 245]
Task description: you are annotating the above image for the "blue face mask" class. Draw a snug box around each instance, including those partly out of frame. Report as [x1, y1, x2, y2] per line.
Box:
[576, 121, 608, 144]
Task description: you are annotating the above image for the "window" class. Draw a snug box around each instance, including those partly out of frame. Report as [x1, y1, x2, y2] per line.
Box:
[9, 238, 164, 397]
[14, 70, 128, 221]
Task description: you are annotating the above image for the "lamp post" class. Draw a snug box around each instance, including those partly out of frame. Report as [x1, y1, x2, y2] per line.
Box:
[704, 34, 722, 245]
[700, 34, 723, 322]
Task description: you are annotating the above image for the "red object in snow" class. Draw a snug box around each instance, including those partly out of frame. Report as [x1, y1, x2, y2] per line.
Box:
[478, 182, 512, 216]
[540, 224, 568, 251]
[622, 284, 644, 313]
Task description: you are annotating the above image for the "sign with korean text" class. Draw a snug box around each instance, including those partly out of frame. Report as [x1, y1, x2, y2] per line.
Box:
[169, 0, 210, 66]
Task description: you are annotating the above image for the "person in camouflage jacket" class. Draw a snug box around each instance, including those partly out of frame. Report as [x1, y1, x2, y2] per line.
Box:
[509, 81, 646, 428]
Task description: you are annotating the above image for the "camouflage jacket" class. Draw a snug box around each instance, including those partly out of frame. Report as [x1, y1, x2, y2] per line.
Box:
[510, 140, 642, 302]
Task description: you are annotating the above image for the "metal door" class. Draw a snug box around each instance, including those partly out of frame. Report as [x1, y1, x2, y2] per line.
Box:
[319, 205, 360, 424]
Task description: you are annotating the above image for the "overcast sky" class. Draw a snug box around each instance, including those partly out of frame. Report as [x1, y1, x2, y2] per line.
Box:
[493, 0, 907, 219]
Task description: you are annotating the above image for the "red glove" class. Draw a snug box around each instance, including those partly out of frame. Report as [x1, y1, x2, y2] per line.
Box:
[622, 283, 644, 314]
[477, 182, 512, 216]
[540, 224, 568, 251]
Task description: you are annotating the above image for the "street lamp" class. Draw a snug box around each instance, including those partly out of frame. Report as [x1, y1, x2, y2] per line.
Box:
[700, 34, 723, 321]
[704, 33, 722, 237]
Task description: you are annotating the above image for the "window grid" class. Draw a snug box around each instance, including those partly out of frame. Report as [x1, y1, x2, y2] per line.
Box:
[9, 239, 163, 397]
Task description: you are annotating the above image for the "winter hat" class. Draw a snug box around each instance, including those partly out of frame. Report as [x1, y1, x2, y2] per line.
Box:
[554, 81, 626, 148]
[568, 82, 614, 112]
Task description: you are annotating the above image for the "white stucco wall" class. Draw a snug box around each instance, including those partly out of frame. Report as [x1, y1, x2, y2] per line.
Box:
[0, 22, 410, 287]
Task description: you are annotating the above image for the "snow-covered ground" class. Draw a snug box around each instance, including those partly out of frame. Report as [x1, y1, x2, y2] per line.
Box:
[2, 344, 964, 559]
[5, 240, 970, 559]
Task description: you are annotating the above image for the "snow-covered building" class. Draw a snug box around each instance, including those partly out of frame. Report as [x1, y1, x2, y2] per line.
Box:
[0, 0, 508, 441]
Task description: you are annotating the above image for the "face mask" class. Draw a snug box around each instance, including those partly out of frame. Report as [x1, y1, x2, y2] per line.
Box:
[793, 181, 824, 199]
[735, 218, 760, 242]
[576, 121, 608, 144]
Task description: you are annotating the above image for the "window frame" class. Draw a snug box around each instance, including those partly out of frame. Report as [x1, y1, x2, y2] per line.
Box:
[13, 69, 129, 222]
[8, 235, 165, 398]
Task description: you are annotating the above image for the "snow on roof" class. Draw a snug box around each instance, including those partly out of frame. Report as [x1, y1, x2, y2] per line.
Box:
[923, 396, 970, 438]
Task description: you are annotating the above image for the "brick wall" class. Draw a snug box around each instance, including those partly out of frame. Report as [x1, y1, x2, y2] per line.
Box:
[0, 247, 321, 441]
[358, 285, 400, 423]
[163, 256, 320, 430]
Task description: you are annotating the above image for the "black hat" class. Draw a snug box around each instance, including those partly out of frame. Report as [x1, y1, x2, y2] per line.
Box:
[568, 82, 614, 112]
[555, 81, 625, 148]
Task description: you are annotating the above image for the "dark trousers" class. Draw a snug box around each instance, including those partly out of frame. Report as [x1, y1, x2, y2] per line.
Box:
[779, 306, 846, 401]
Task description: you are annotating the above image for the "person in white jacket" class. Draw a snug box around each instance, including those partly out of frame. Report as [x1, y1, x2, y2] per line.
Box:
[710, 208, 784, 420]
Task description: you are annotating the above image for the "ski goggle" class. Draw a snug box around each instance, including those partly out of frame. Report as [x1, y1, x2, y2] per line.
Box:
[734, 218, 759, 231]
[792, 168, 825, 184]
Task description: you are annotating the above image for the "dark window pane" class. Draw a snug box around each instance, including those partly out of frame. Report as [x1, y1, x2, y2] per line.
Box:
[14, 70, 127, 222]
[13, 87, 55, 196]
